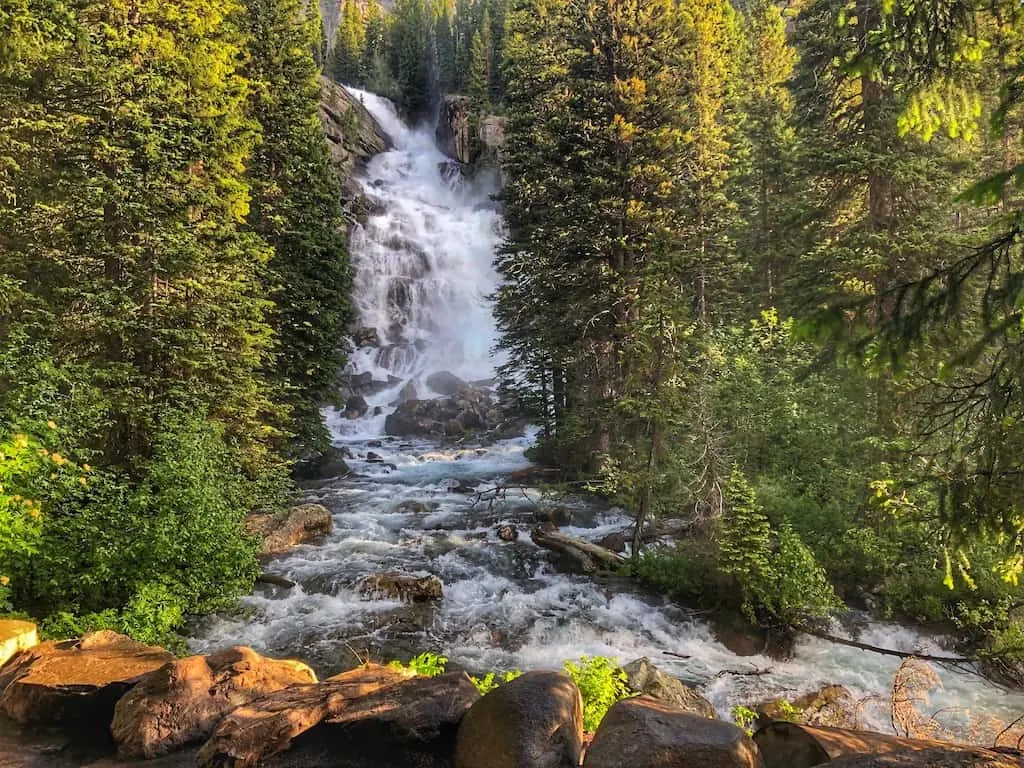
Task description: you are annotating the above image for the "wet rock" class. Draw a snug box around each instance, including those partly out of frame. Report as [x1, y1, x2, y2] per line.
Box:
[398, 380, 419, 403]
[455, 671, 583, 768]
[622, 658, 717, 720]
[0, 631, 174, 733]
[197, 664, 414, 767]
[496, 524, 518, 542]
[245, 504, 333, 557]
[112, 646, 317, 759]
[344, 394, 369, 420]
[584, 696, 762, 768]
[292, 446, 349, 481]
[394, 500, 432, 514]
[426, 370, 470, 396]
[372, 406, 383, 416]
[439, 160, 466, 184]
[366, 439, 383, 448]
[756, 685, 855, 729]
[366, 452, 384, 463]
[448, 478, 478, 494]
[352, 327, 379, 348]
[257, 572, 297, 589]
[598, 531, 628, 554]
[0, 620, 37, 669]
[357, 572, 443, 602]
[533, 506, 574, 526]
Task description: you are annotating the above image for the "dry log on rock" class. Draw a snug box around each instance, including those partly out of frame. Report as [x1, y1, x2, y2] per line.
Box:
[530, 524, 626, 573]
[197, 664, 414, 767]
[112, 646, 317, 759]
[753, 722, 1020, 768]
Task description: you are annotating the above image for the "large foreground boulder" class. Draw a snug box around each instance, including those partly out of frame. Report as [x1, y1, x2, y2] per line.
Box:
[112, 646, 317, 759]
[753, 723, 1019, 768]
[245, 503, 333, 556]
[622, 657, 717, 719]
[584, 696, 763, 768]
[455, 671, 583, 768]
[357, 572, 443, 602]
[0, 631, 173, 733]
[198, 667, 476, 768]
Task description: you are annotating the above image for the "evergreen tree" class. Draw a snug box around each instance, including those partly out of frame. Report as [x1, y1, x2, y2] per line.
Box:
[389, 0, 434, 116]
[331, 0, 368, 84]
[243, 0, 355, 465]
[467, 6, 494, 106]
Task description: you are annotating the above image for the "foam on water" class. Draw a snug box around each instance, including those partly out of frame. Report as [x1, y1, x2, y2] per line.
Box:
[189, 89, 1024, 737]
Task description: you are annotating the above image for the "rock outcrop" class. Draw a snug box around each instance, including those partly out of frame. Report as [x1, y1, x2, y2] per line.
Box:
[756, 685, 855, 729]
[584, 696, 764, 768]
[357, 572, 443, 602]
[111, 646, 317, 759]
[0, 631, 173, 732]
[622, 657, 717, 719]
[436, 95, 471, 165]
[455, 671, 583, 768]
[318, 76, 389, 191]
[245, 503, 333, 557]
[426, 370, 470, 396]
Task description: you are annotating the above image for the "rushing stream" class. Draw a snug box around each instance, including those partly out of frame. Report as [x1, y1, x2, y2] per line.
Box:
[190, 89, 1024, 737]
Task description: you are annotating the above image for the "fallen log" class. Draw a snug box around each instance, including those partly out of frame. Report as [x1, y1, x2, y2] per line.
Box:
[530, 524, 626, 573]
[796, 625, 974, 665]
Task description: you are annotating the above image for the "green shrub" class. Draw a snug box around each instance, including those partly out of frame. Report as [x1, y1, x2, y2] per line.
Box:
[470, 669, 522, 695]
[564, 656, 630, 731]
[388, 651, 448, 677]
[731, 705, 758, 734]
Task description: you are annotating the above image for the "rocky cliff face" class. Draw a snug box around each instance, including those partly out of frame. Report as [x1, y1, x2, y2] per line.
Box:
[318, 76, 390, 197]
[435, 94, 506, 179]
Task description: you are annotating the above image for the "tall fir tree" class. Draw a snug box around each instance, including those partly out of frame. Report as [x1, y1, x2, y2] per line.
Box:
[243, 0, 355, 465]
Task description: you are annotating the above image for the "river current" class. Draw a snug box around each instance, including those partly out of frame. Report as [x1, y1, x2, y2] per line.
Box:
[190, 88, 1024, 738]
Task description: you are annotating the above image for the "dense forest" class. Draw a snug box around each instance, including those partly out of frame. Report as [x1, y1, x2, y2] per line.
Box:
[5, 0, 1024, 687]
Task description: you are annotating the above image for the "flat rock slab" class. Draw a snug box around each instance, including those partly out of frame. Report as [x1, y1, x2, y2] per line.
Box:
[112, 646, 317, 759]
[584, 696, 763, 768]
[455, 670, 583, 768]
[0, 631, 173, 733]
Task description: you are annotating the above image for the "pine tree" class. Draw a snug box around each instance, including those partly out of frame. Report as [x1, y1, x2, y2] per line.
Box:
[243, 0, 355, 465]
[331, 0, 367, 84]
[389, 0, 434, 117]
[467, 6, 493, 106]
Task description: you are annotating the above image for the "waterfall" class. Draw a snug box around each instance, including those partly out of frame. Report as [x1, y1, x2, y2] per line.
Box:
[338, 88, 503, 428]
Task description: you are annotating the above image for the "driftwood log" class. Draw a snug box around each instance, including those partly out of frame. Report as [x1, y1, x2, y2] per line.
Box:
[530, 524, 626, 573]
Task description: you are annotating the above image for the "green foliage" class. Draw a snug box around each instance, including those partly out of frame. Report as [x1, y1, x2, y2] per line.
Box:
[470, 669, 522, 695]
[388, 651, 449, 677]
[563, 656, 630, 732]
[731, 705, 758, 733]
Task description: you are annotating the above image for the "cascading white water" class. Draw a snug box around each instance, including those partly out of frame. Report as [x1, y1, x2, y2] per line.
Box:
[342, 89, 502, 392]
[190, 90, 1024, 737]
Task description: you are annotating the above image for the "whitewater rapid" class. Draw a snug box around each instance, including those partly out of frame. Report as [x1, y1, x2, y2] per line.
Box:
[190, 88, 1024, 739]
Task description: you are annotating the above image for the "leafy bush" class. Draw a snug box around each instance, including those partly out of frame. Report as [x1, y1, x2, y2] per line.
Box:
[470, 669, 522, 695]
[731, 705, 758, 733]
[564, 656, 630, 731]
[388, 651, 448, 677]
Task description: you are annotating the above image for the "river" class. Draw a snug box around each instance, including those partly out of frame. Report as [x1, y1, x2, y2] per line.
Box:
[189, 88, 1024, 740]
